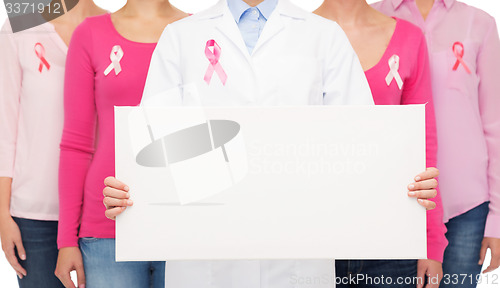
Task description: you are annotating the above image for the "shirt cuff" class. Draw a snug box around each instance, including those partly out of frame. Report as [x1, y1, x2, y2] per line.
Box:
[57, 237, 79, 249]
[484, 212, 500, 239]
[0, 169, 14, 178]
[427, 237, 447, 263]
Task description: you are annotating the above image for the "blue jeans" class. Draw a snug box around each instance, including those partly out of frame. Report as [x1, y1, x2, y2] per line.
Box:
[335, 260, 418, 287]
[79, 238, 165, 288]
[440, 202, 489, 288]
[12, 217, 64, 288]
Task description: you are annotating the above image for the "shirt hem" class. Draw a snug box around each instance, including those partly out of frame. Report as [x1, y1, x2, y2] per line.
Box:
[443, 198, 490, 223]
[10, 209, 59, 221]
[78, 232, 116, 239]
[57, 234, 116, 249]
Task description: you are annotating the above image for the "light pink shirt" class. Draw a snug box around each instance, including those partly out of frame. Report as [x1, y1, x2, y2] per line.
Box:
[374, 0, 500, 239]
[0, 21, 67, 221]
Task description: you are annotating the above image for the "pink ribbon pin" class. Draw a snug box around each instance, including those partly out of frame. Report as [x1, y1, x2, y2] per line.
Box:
[204, 40, 227, 85]
[104, 45, 124, 76]
[452, 42, 471, 74]
[385, 55, 403, 90]
[34, 43, 50, 73]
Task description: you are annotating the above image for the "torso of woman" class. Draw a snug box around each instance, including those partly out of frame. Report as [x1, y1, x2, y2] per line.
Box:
[0, 21, 68, 221]
[362, 17, 446, 262]
[314, 6, 446, 261]
[58, 14, 159, 247]
[373, 0, 500, 239]
[58, 4, 188, 247]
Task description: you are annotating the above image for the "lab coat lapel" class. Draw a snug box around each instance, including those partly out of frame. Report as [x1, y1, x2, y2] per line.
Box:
[204, 0, 251, 62]
[252, 8, 284, 54]
[215, 12, 252, 62]
[252, 13, 284, 54]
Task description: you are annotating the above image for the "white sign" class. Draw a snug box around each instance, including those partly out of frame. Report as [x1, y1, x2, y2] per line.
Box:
[115, 105, 427, 261]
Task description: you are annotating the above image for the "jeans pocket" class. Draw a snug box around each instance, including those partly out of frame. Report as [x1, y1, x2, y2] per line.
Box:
[79, 237, 100, 244]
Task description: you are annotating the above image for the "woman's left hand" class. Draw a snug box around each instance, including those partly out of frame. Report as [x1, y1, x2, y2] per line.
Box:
[408, 167, 439, 210]
[417, 259, 443, 288]
[479, 237, 500, 273]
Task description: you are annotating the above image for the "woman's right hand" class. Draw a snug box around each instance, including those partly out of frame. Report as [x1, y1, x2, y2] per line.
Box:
[103, 177, 133, 220]
[0, 215, 27, 279]
[55, 247, 85, 288]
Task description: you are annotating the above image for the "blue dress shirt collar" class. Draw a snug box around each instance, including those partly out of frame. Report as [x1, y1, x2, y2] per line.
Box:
[227, 0, 278, 23]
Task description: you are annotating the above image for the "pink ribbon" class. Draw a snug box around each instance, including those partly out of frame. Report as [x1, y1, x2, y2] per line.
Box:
[104, 45, 124, 76]
[452, 42, 471, 74]
[34, 43, 50, 73]
[385, 55, 403, 90]
[204, 40, 227, 85]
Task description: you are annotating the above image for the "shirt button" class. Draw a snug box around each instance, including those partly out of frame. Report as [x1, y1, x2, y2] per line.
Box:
[252, 10, 258, 15]
[253, 24, 258, 29]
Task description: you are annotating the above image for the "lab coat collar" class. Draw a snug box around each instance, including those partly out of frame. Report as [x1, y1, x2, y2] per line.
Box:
[392, 0, 455, 11]
[198, 0, 307, 21]
[252, 0, 303, 54]
[197, 0, 307, 60]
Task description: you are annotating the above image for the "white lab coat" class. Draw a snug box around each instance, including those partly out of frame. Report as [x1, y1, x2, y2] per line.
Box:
[141, 0, 374, 287]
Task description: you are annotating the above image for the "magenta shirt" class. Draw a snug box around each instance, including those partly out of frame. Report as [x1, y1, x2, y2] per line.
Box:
[364, 18, 447, 262]
[58, 14, 156, 248]
[374, 0, 500, 240]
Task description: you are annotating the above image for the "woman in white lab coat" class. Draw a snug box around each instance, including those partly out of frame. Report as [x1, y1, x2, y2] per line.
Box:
[102, 0, 440, 287]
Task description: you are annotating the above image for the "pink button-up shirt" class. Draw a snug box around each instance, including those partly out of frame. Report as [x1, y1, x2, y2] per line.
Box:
[373, 0, 500, 239]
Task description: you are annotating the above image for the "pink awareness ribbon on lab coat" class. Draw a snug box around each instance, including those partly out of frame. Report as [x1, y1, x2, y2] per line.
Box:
[452, 42, 471, 74]
[104, 45, 124, 76]
[204, 40, 227, 85]
[385, 54, 403, 90]
[34, 43, 50, 73]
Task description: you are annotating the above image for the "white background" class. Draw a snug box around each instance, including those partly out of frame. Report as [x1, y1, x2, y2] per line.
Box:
[1, 0, 499, 287]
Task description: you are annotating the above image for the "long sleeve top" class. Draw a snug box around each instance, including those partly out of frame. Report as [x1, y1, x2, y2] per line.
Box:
[58, 14, 156, 248]
[373, 0, 500, 240]
[0, 20, 67, 221]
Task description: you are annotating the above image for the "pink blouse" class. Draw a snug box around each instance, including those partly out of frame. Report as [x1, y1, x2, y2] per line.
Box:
[58, 14, 156, 248]
[364, 18, 447, 262]
[374, 0, 500, 240]
[0, 21, 67, 221]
